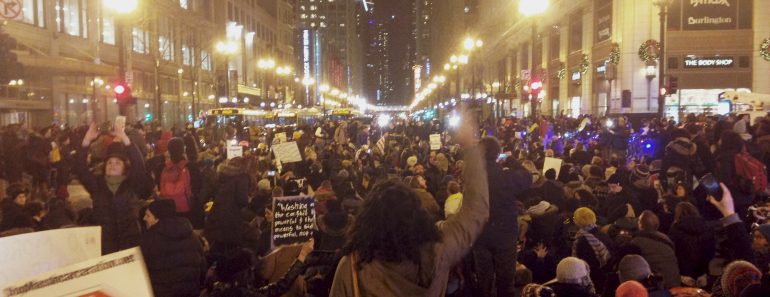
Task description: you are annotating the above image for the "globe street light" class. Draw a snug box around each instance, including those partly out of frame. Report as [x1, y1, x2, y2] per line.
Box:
[103, 0, 138, 14]
[103, 0, 139, 116]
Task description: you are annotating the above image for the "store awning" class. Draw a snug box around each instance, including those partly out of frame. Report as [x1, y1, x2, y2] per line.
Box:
[15, 51, 116, 77]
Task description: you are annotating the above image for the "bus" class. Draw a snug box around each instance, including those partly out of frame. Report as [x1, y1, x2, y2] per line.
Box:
[328, 108, 363, 121]
[206, 108, 271, 127]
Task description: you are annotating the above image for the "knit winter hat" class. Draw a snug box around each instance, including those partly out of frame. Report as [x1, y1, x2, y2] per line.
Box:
[607, 173, 622, 185]
[722, 261, 762, 297]
[616, 281, 649, 297]
[521, 283, 556, 297]
[257, 179, 271, 192]
[757, 224, 770, 242]
[618, 255, 652, 282]
[406, 156, 418, 168]
[574, 207, 597, 228]
[556, 257, 591, 285]
[148, 199, 177, 219]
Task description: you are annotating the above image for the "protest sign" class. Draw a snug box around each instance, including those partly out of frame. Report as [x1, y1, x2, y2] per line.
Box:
[272, 142, 302, 163]
[0, 227, 101, 289]
[543, 157, 563, 178]
[272, 195, 315, 247]
[226, 144, 242, 159]
[429, 134, 441, 151]
[1, 247, 153, 297]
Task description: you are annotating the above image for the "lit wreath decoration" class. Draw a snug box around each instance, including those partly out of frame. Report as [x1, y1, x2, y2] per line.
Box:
[761, 38, 770, 62]
[556, 62, 567, 80]
[609, 43, 620, 65]
[578, 54, 590, 74]
[638, 39, 661, 62]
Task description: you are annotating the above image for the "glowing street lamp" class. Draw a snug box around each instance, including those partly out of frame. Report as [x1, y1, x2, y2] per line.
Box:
[319, 84, 331, 93]
[215, 41, 239, 55]
[103, 0, 138, 14]
[519, 0, 549, 16]
[463, 38, 483, 51]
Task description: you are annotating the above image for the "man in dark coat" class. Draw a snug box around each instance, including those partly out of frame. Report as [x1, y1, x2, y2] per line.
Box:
[630, 211, 681, 288]
[140, 199, 205, 297]
[473, 137, 532, 297]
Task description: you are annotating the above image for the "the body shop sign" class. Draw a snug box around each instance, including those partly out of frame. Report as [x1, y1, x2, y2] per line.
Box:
[683, 0, 737, 30]
[684, 56, 734, 68]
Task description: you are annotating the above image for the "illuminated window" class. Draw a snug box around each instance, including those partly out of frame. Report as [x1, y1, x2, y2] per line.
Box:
[179, 0, 188, 9]
[21, 0, 45, 28]
[158, 19, 175, 61]
[132, 27, 150, 54]
[182, 44, 192, 66]
[58, 0, 88, 38]
[102, 16, 115, 45]
[201, 50, 212, 71]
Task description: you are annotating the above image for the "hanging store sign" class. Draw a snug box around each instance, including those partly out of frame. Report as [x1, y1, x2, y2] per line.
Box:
[683, 56, 734, 68]
[682, 0, 737, 30]
[594, 0, 612, 43]
[571, 71, 581, 81]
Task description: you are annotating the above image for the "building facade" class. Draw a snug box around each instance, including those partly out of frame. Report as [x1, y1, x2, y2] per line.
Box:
[416, 0, 769, 121]
[0, 0, 297, 128]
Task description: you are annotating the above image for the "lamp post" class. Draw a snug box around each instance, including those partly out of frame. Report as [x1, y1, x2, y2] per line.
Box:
[257, 58, 276, 104]
[645, 61, 657, 112]
[103, 0, 138, 117]
[519, 0, 549, 119]
[654, 0, 673, 118]
[215, 41, 238, 107]
[301, 76, 315, 108]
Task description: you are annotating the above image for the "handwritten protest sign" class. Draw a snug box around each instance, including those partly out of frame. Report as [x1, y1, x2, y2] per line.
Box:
[1, 247, 153, 297]
[272, 195, 315, 247]
[429, 134, 441, 150]
[226, 144, 242, 159]
[272, 141, 302, 163]
[543, 157, 563, 178]
[0, 227, 101, 289]
[275, 132, 288, 143]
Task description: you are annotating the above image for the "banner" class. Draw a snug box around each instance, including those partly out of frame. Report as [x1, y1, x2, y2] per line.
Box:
[543, 157, 563, 178]
[594, 0, 612, 43]
[272, 142, 302, 163]
[226, 144, 242, 159]
[1, 247, 153, 297]
[681, 0, 738, 30]
[0, 227, 101, 289]
[272, 195, 315, 247]
[429, 134, 441, 151]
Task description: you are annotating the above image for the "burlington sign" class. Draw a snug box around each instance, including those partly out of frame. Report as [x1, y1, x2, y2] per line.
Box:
[681, 0, 738, 30]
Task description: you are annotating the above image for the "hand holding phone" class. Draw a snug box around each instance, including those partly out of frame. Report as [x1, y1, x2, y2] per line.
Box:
[699, 174, 723, 201]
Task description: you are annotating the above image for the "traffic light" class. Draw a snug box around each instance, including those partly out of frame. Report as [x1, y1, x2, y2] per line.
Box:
[114, 82, 135, 105]
[529, 78, 543, 96]
[669, 76, 678, 95]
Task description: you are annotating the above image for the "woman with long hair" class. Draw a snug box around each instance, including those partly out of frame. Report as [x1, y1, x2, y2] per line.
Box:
[330, 114, 488, 296]
[668, 202, 716, 281]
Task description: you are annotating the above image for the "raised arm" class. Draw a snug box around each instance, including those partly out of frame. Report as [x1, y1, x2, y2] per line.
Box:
[437, 115, 489, 265]
[74, 123, 100, 194]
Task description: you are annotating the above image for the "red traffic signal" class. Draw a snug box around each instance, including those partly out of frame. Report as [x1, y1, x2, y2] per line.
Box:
[114, 82, 135, 105]
[529, 79, 543, 95]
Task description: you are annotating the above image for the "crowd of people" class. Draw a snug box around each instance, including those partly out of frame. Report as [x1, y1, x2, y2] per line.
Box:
[1, 109, 770, 297]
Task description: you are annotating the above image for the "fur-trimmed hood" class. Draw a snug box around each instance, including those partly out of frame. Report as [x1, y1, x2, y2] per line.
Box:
[666, 137, 697, 156]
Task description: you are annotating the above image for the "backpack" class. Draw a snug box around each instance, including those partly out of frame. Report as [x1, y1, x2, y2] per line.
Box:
[160, 160, 192, 213]
[734, 150, 767, 194]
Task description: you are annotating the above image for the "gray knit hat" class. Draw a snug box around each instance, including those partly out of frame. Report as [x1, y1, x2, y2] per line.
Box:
[618, 255, 652, 282]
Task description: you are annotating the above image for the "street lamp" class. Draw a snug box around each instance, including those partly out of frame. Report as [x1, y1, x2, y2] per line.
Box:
[215, 40, 239, 108]
[654, 0, 674, 118]
[463, 38, 483, 51]
[645, 60, 657, 112]
[104, 0, 138, 116]
[519, 0, 549, 119]
[257, 58, 276, 103]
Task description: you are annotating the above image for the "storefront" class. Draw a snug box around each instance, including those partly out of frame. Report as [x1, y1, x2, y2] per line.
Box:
[664, 0, 754, 119]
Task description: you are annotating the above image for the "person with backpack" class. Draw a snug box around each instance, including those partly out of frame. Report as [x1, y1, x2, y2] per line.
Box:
[159, 138, 194, 219]
[715, 131, 766, 220]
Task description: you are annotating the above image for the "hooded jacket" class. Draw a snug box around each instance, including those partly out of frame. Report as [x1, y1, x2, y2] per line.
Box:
[630, 231, 681, 288]
[668, 216, 716, 278]
[140, 217, 205, 297]
[205, 159, 251, 245]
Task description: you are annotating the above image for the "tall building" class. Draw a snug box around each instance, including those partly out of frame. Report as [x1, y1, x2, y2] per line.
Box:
[297, 0, 364, 107]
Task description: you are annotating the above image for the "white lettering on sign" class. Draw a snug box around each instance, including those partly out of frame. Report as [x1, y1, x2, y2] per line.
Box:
[683, 57, 734, 68]
[688, 16, 732, 25]
[571, 72, 581, 81]
[690, 0, 730, 7]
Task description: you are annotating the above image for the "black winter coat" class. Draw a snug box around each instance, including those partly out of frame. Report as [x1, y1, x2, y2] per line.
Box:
[140, 217, 205, 297]
[477, 161, 531, 248]
[668, 216, 716, 278]
[74, 143, 153, 254]
[205, 170, 250, 246]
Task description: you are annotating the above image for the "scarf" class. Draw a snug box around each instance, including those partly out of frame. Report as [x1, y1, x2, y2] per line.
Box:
[573, 225, 611, 268]
[105, 175, 126, 194]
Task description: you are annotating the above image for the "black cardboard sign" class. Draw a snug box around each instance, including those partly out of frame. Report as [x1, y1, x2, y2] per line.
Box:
[272, 196, 316, 247]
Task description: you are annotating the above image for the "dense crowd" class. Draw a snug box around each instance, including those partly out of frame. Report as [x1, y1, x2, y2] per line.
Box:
[1, 109, 770, 297]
